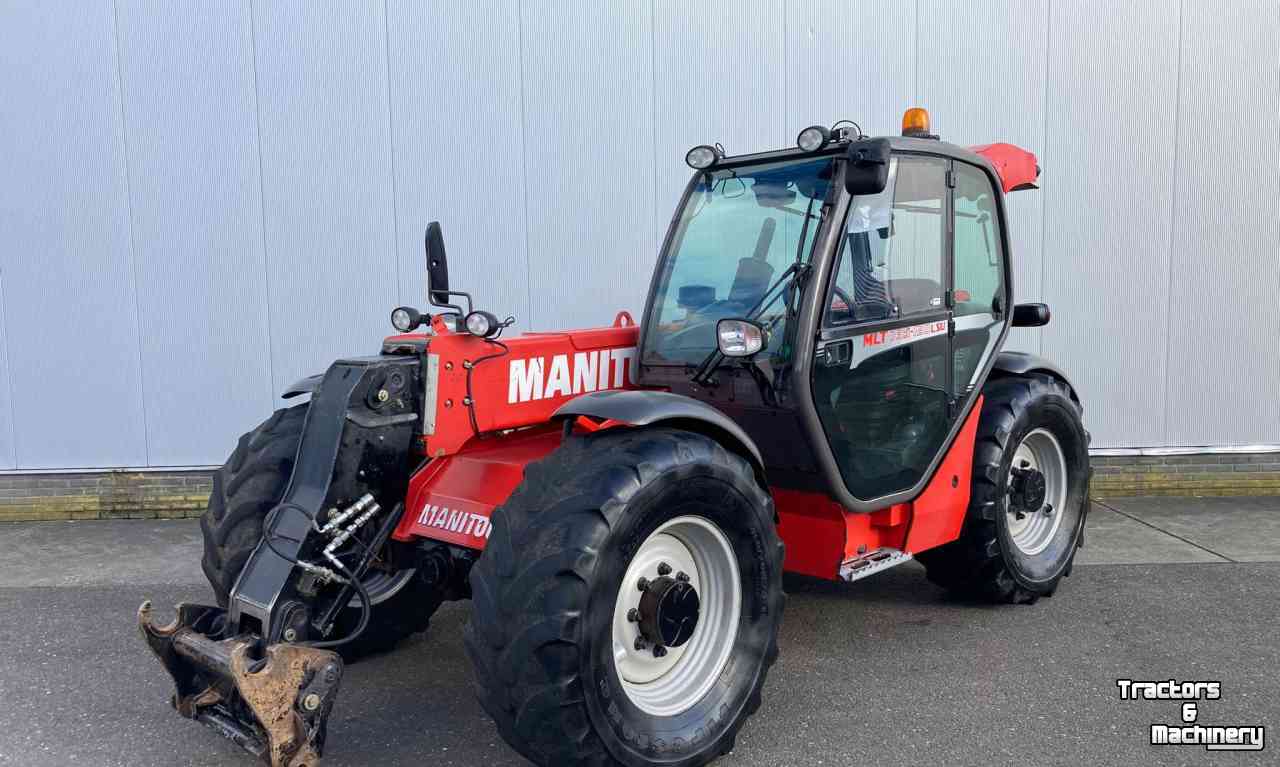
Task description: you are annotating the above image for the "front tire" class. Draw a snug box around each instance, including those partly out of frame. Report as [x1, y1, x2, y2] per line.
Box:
[199, 403, 441, 659]
[465, 428, 784, 767]
[918, 374, 1090, 603]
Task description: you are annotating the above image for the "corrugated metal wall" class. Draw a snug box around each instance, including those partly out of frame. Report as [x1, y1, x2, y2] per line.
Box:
[1, 0, 1277, 470]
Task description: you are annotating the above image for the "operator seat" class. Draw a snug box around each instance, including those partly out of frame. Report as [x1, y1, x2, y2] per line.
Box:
[728, 257, 774, 307]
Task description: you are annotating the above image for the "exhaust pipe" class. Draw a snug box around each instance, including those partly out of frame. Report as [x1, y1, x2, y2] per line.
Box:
[138, 601, 343, 767]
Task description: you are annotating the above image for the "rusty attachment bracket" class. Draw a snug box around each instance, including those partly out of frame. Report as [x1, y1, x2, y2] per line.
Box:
[138, 601, 343, 767]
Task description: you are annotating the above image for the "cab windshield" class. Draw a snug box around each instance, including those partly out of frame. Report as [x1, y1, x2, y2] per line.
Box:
[642, 157, 835, 366]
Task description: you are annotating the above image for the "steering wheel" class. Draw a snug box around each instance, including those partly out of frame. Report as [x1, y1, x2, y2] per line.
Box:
[829, 285, 855, 321]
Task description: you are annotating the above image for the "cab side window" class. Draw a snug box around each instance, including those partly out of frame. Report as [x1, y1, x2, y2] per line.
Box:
[953, 163, 1003, 317]
[827, 156, 948, 325]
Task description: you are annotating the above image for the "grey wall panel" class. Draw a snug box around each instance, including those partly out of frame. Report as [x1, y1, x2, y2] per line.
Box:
[917, 0, 1048, 355]
[253, 1, 399, 390]
[386, 1, 529, 326]
[0, 0, 148, 468]
[520, 0, 655, 329]
[1040, 0, 1180, 448]
[1164, 0, 1280, 446]
[0, 273, 14, 469]
[652, 0, 786, 241]
[116, 0, 274, 466]
[784, 0, 914, 139]
[3, 1, 1279, 468]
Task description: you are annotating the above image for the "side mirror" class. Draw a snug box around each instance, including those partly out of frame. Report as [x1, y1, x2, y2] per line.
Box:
[716, 318, 766, 358]
[1011, 302, 1051, 327]
[844, 138, 891, 196]
[425, 221, 450, 306]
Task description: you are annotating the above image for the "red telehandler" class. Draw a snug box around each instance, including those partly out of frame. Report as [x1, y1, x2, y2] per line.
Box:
[140, 108, 1089, 767]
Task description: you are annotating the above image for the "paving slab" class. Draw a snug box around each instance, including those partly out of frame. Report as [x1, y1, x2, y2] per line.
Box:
[0, 518, 204, 588]
[3, 563, 1278, 767]
[1098, 496, 1280, 563]
[2, 499, 1266, 589]
[1076, 502, 1228, 565]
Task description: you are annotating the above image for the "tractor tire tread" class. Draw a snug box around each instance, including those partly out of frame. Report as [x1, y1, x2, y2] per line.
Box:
[464, 428, 783, 767]
[918, 374, 1084, 604]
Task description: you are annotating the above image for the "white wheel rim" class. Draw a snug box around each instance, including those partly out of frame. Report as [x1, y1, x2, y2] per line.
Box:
[611, 515, 741, 717]
[1006, 428, 1068, 556]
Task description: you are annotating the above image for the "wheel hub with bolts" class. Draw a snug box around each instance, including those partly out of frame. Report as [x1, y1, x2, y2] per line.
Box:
[611, 515, 741, 717]
[1005, 428, 1069, 556]
[1008, 461, 1047, 519]
[631, 567, 701, 655]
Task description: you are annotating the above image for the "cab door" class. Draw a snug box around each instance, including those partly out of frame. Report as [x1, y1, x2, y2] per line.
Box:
[811, 153, 957, 502]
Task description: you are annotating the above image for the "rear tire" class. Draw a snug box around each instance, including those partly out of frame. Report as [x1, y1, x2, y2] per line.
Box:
[199, 403, 441, 659]
[465, 428, 784, 767]
[918, 374, 1090, 603]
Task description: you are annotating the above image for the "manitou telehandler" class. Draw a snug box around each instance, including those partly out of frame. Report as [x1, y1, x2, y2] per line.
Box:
[140, 108, 1090, 767]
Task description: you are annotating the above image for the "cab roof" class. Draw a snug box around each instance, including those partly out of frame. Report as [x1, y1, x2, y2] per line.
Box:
[709, 135, 1039, 195]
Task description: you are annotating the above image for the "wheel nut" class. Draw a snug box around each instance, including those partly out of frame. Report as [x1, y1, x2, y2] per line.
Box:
[636, 577, 650, 592]
[302, 693, 322, 712]
[634, 636, 647, 651]
[657, 562, 672, 576]
[1044, 503, 1054, 516]
[676, 571, 690, 583]
[627, 608, 639, 623]
[653, 645, 667, 658]
[282, 628, 297, 642]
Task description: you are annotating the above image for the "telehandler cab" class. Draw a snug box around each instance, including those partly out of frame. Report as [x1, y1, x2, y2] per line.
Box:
[140, 108, 1090, 767]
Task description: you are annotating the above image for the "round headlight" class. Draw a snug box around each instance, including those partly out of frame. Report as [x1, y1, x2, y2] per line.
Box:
[390, 306, 419, 333]
[796, 125, 830, 152]
[685, 145, 719, 170]
[464, 310, 498, 338]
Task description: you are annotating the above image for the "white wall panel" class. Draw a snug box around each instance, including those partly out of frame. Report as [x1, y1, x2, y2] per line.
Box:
[1040, 0, 1181, 448]
[784, 0, 915, 139]
[1164, 0, 1280, 446]
[653, 0, 787, 241]
[0, 0, 147, 468]
[520, 0, 656, 329]
[253, 0, 399, 389]
[0, 272, 14, 469]
[918, 0, 1049, 354]
[116, 0, 274, 465]
[386, 1, 529, 327]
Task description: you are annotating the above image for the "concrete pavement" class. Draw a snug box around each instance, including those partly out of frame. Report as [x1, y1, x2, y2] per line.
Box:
[1, 498, 1277, 766]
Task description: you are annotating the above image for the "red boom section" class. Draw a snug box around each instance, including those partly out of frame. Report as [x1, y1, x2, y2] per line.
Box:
[397, 378, 985, 581]
[416, 313, 641, 458]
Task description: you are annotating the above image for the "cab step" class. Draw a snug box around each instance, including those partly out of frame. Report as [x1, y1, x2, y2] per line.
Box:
[838, 548, 913, 583]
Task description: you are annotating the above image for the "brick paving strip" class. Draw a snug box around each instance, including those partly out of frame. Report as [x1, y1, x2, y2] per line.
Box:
[0, 470, 214, 522]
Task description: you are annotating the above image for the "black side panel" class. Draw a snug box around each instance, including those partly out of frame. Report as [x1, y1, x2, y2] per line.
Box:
[553, 390, 766, 480]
